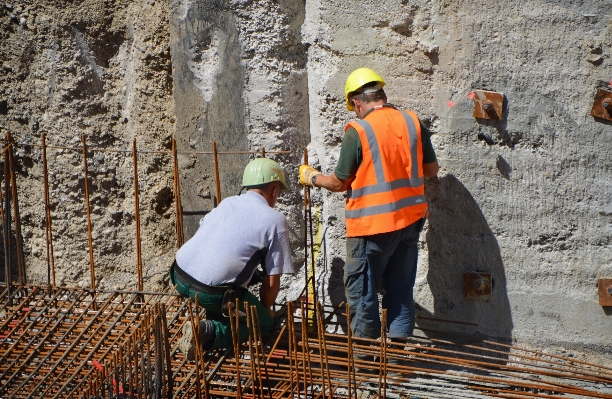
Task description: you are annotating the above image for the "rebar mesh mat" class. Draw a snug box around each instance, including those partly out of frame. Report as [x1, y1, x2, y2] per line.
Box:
[2, 285, 612, 399]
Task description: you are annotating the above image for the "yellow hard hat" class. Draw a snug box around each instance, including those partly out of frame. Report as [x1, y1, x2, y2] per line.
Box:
[344, 68, 386, 111]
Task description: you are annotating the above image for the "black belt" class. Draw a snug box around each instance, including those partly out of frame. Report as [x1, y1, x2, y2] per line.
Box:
[173, 260, 229, 295]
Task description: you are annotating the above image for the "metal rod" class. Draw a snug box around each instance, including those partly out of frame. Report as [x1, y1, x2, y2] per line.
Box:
[228, 301, 243, 398]
[132, 139, 143, 291]
[172, 138, 184, 248]
[81, 135, 96, 291]
[212, 141, 222, 206]
[303, 149, 309, 317]
[314, 302, 327, 399]
[41, 133, 56, 287]
[8, 139, 25, 287]
[10, 140, 291, 155]
[251, 305, 265, 398]
[346, 303, 354, 399]
[382, 309, 387, 399]
[3, 132, 12, 305]
[245, 301, 258, 397]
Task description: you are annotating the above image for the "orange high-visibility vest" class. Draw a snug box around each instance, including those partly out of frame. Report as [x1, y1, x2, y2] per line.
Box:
[344, 106, 428, 237]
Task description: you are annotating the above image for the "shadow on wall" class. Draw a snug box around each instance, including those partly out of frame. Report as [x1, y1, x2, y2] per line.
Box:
[419, 174, 513, 344]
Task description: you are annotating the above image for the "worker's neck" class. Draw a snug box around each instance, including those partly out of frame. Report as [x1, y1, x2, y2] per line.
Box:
[247, 188, 275, 207]
[357, 100, 386, 119]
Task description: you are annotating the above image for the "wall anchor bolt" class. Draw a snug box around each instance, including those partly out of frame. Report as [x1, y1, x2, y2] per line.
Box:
[464, 272, 492, 300]
[597, 278, 612, 306]
[590, 89, 612, 121]
[472, 90, 505, 121]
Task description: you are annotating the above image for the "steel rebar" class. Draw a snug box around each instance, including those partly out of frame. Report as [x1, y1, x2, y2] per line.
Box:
[41, 133, 56, 287]
[81, 135, 96, 291]
[132, 139, 143, 291]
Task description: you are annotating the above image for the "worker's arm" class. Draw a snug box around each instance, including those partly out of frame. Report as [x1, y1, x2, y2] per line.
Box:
[260, 274, 281, 310]
[423, 161, 439, 178]
[313, 173, 353, 192]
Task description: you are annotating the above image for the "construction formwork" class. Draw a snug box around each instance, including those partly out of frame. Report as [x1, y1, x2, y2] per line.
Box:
[1, 133, 612, 398]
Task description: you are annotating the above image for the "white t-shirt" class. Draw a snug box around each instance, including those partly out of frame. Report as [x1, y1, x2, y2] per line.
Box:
[176, 191, 294, 287]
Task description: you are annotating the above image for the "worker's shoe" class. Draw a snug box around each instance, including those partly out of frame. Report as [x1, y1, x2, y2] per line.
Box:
[177, 320, 216, 361]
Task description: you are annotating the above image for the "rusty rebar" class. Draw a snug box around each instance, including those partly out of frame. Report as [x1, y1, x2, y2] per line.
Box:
[288, 301, 301, 399]
[3, 132, 12, 305]
[41, 132, 56, 287]
[245, 301, 258, 397]
[228, 300, 243, 399]
[81, 135, 96, 291]
[212, 141, 222, 206]
[8, 136, 25, 287]
[8, 139, 291, 156]
[132, 139, 143, 291]
[172, 138, 184, 248]
[302, 149, 310, 316]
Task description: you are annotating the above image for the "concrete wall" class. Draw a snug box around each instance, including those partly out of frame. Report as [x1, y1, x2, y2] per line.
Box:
[171, 0, 612, 355]
[0, 0, 177, 291]
[302, 0, 612, 355]
[2, 0, 610, 358]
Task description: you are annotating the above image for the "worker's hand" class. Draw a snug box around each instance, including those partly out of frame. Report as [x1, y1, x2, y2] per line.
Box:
[299, 165, 321, 187]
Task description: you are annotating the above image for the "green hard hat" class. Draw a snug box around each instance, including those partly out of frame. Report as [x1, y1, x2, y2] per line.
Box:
[242, 158, 289, 190]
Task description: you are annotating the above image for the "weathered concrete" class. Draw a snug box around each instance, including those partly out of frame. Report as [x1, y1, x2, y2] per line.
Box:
[303, 0, 612, 357]
[2, 0, 611, 360]
[0, 0, 176, 291]
[169, 0, 311, 302]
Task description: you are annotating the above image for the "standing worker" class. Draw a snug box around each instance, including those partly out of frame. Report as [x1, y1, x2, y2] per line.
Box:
[299, 68, 439, 345]
[171, 158, 294, 357]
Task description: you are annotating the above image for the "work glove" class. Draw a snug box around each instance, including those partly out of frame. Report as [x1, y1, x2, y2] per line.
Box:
[299, 165, 321, 187]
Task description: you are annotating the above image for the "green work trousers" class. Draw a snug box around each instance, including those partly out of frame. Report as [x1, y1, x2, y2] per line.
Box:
[171, 266, 273, 351]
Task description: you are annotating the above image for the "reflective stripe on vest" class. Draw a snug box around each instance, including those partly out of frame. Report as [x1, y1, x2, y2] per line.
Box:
[346, 194, 427, 218]
[346, 109, 424, 219]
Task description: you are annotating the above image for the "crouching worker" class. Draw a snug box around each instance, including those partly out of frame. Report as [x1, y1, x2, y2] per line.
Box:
[170, 158, 294, 357]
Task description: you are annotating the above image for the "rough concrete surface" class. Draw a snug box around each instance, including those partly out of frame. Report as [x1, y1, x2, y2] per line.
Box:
[1, 0, 611, 361]
[0, 0, 176, 291]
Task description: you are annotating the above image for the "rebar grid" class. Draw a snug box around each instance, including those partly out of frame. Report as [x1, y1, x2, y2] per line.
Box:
[2, 285, 612, 398]
[0, 285, 190, 399]
[23, 293, 601, 399]
[1, 134, 611, 398]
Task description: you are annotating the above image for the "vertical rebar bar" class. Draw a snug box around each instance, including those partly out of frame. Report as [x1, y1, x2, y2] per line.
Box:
[245, 301, 258, 398]
[382, 309, 388, 399]
[300, 300, 314, 397]
[172, 138, 184, 248]
[41, 133, 55, 287]
[81, 135, 96, 290]
[132, 139, 143, 291]
[302, 149, 309, 317]
[316, 302, 333, 399]
[127, 332, 134, 399]
[4, 133, 13, 305]
[288, 301, 301, 399]
[155, 307, 163, 399]
[261, 147, 265, 158]
[306, 168, 316, 308]
[139, 328, 145, 399]
[161, 304, 173, 399]
[212, 141, 221, 206]
[191, 295, 203, 399]
[8, 138, 25, 287]
[250, 305, 266, 399]
[228, 301, 243, 399]
[315, 302, 327, 398]
[346, 303, 353, 399]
